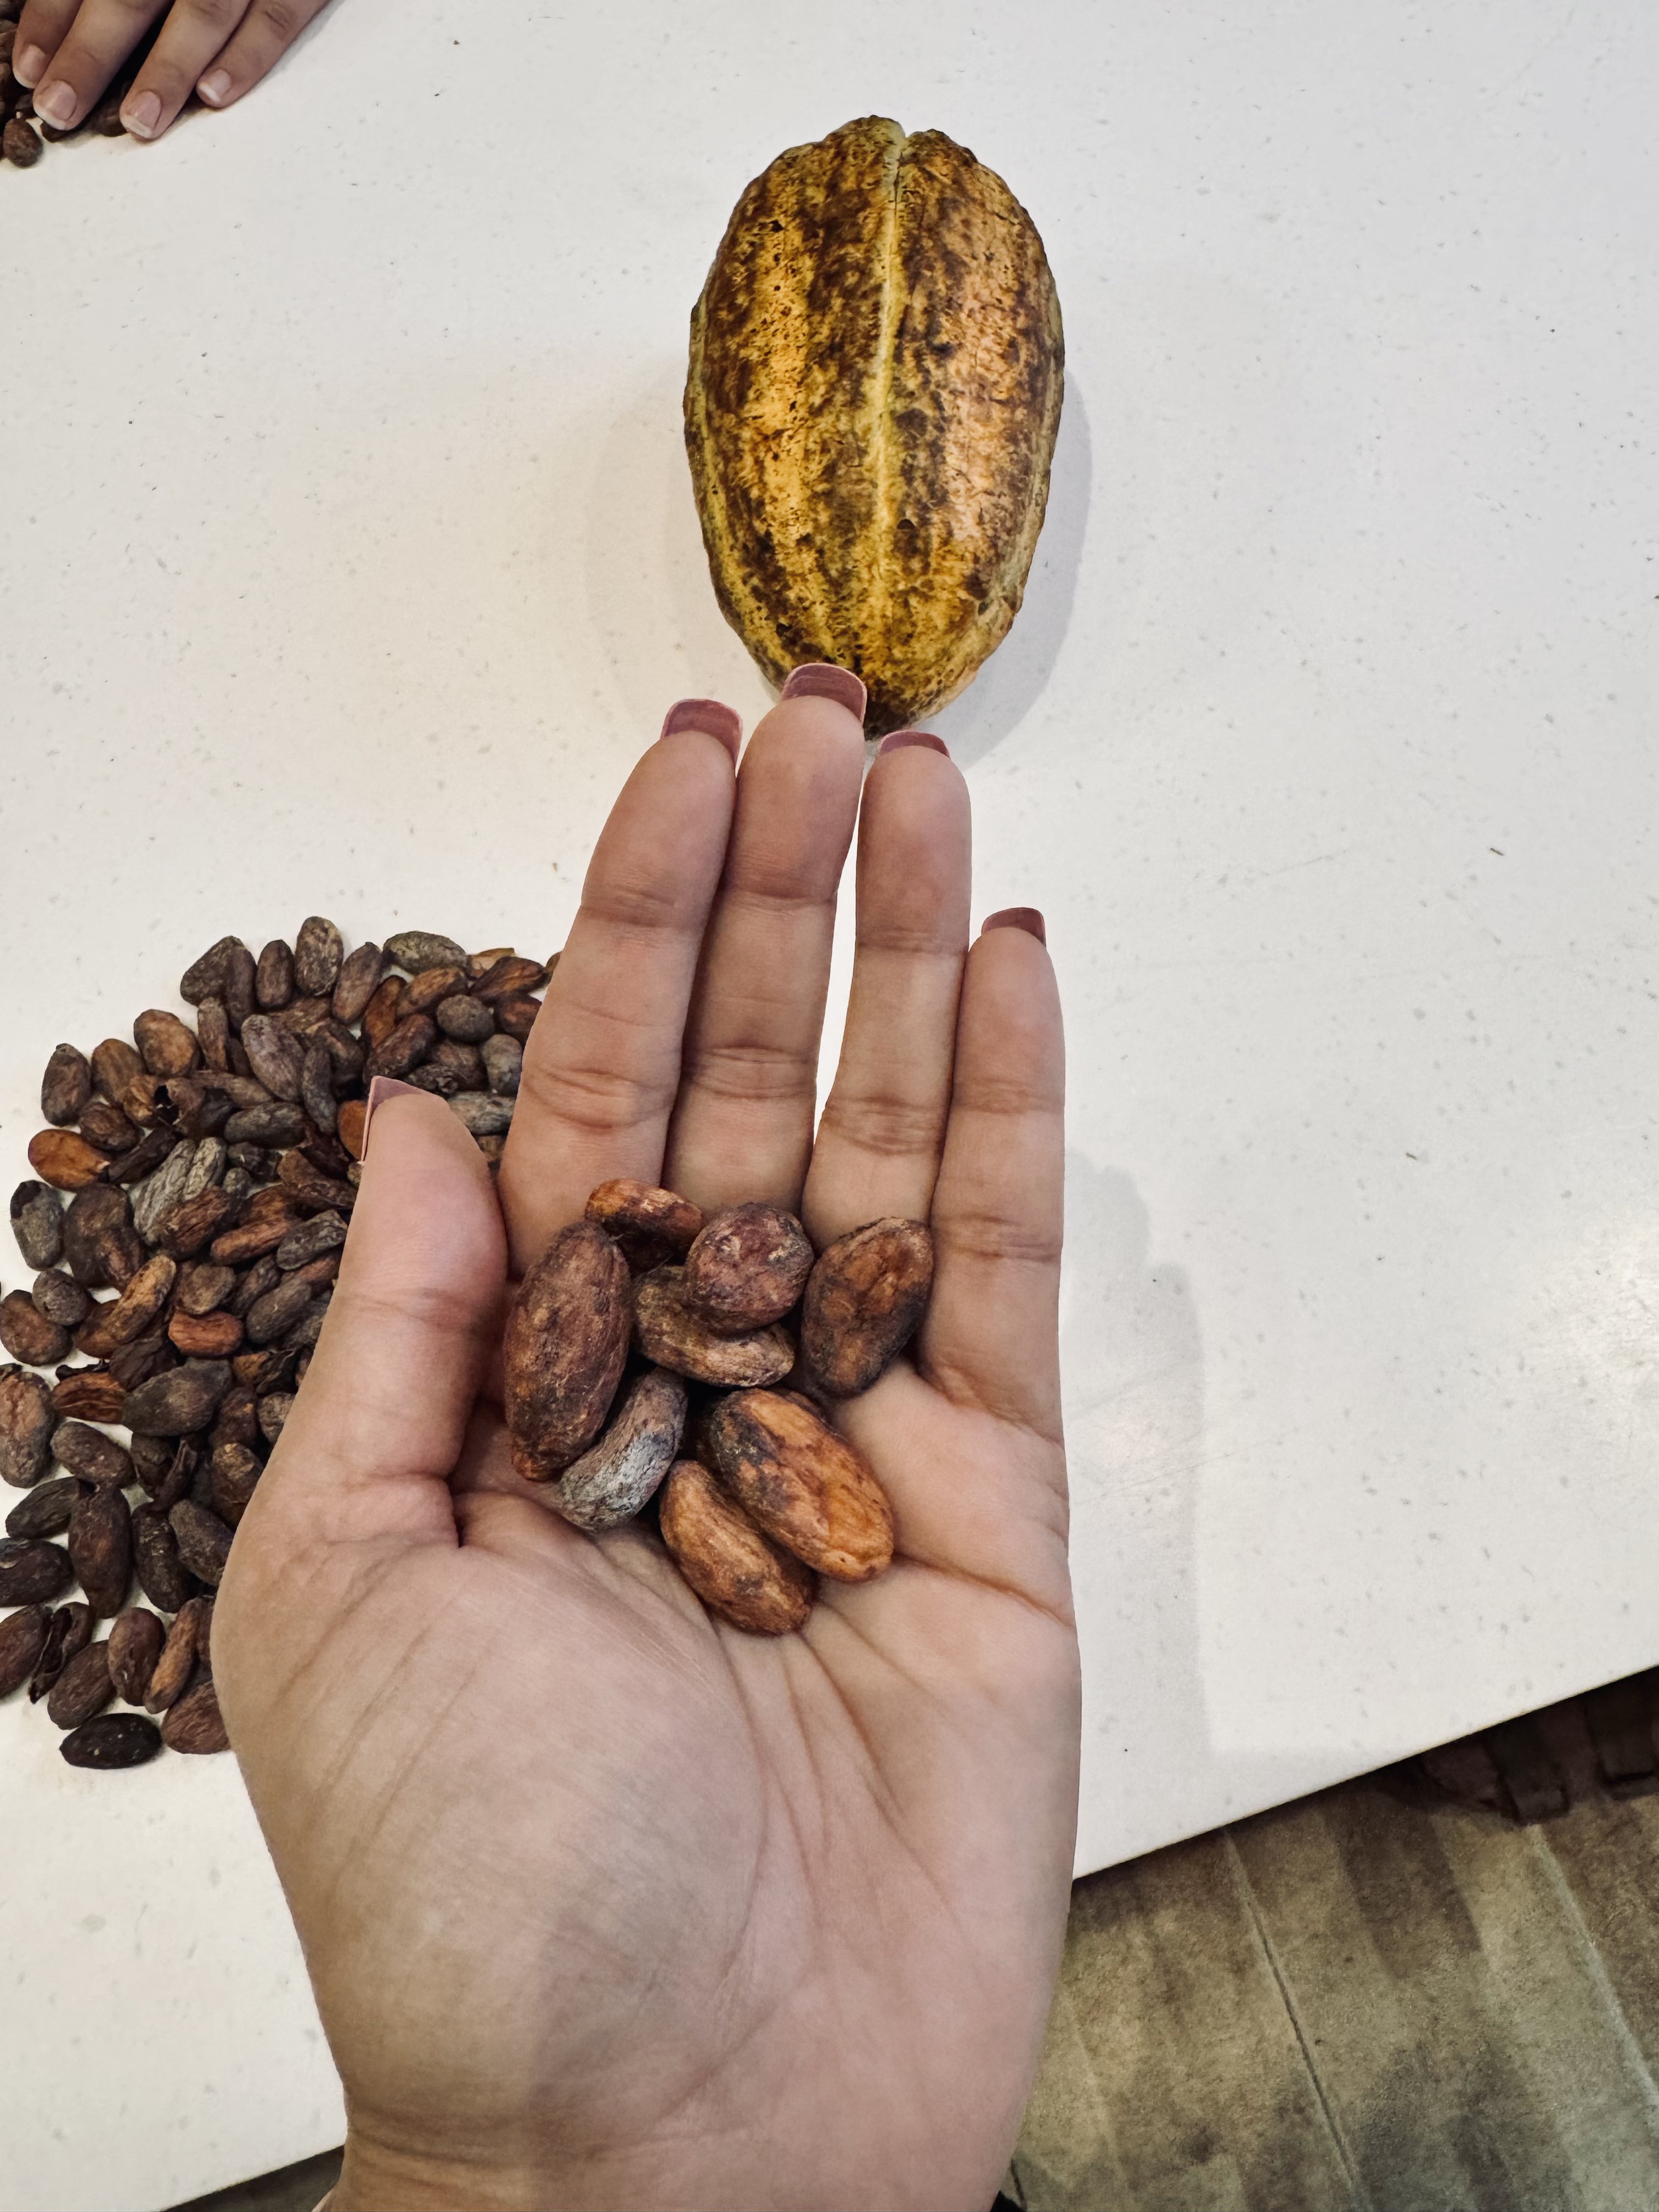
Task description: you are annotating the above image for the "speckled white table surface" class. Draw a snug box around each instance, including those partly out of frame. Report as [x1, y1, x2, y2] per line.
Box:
[2, 2, 1655, 2205]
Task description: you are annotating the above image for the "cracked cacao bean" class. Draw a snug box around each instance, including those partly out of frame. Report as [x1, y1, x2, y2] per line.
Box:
[63, 1182, 143, 1285]
[799, 1218, 934, 1398]
[75, 1252, 177, 1356]
[107, 1325, 178, 1392]
[505, 1221, 631, 1480]
[105, 1126, 176, 1189]
[29, 1600, 92, 1701]
[659, 1458, 816, 1634]
[705, 1389, 894, 1582]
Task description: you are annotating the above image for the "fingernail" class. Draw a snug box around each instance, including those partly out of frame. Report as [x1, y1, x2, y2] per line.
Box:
[877, 730, 950, 759]
[659, 698, 742, 761]
[14, 46, 47, 87]
[121, 88, 161, 137]
[197, 68, 232, 104]
[981, 907, 1046, 945]
[35, 80, 76, 125]
[779, 663, 867, 722]
[362, 1075, 425, 1153]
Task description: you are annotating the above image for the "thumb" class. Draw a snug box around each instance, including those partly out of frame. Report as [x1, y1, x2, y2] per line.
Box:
[260, 1080, 508, 1542]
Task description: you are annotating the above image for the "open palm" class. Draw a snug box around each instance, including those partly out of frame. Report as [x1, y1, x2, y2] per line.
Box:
[215, 684, 1079, 2212]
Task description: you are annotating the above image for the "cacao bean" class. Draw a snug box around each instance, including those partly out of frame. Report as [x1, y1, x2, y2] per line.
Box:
[123, 1361, 231, 1436]
[50, 1370, 126, 1423]
[51, 1422, 133, 1487]
[133, 1504, 193, 1611]
[27, 1129, 110, 1190]
[275, 1211, 347, 1269]
[162, 1678, 230, 1753]
[223, 1101, 306, 1149]
[41, 1043, 92, 1126]
[106, 1127, 177, 1188]
[209, 1383, 258, 1451]
[257, 1392, 294, 1444]
[156, 1184, 234, 1260]
[228, 1254, 282, 1317]
[31, 1271, 92, 1328]
[276, 1150, 355, 1215]
[108, 1326, 178, 1391]
[180, 1137, 227, 1199]
[177, 1262, 236, 1316]
[633, 1268, 794, 1388]
[29, 1600, 92, 1700]
[1, 1289, 71, 1367]
[481, 1033, 522, 1097]
[435, 993, 494, 1044]
[0, 1369, 55, 1486]
[226, 1143, 278, 1182]
[315, 1017, 365, 1090]
[69, 1485, 132, 1616]
[131, 1141, 198, 1245]
[0, 1537, 74, 1603]
[408, 1039, 483, 1097]
[11, 1181, 64, 1270]
[504, 1221, 631, 1480]
[169, 1309, 244, 1358]
[255, 939, 295, 1009]
[92, 1037, 143, 1102]
[706, 1389, 894, 1582]
[447, 1091, 513, 1136]
[385, 929, 466, 974]
[551, 1367, 686, 1530]
[240, 1014, 306, 1101]
[366, 1012, 436, 1079]
[493, 991, 541, 1041]
[300, 1125, 353, 1180]
[276, 994, 332, 1037]
[164, 1076, 233, 1141]
[5, 1476, 79, 1539]
[301, 1037, 336, 1134]
[78, 1097, 140, 1155]
[209, 1442, 262, 1526]
[245, 1277, 313, 1346]
[60, 1713, 164, 1768]
[360, 975, 404, 1048]
[338, 1098, 368, 1162]
[466, 946, 515, 979]
[683, 1203, 813, 1333]
[168, 1500, 232, 1587]
[223, 941, 257, 1030]
[799, 1218, 934, 1397]
[584, 1180, 705, 1271]
[144, 1593, 214, 1712]
[470, 955, 548, 1003]
[293, 915, 343, 996]
[400, 963, 466, 1015]
[2, 115, 41, 166]
[181, 938, 245, 1006]
[140, 1435, 196, 1511]
[133, 1009, 200, 1079]
[659, 1458, 816, 1634]
[0, 1602, 48, 1697]
[74, 1252, 177, 1356]
[212, 1208, 304, 1268]
[196, 997, 231, 1070]
[46, 1640, 115, 1728]
[107, 1607, 167, 1703]
[332, 940, 384, 1023]
[63, 1182, 143, 1285]
[280, 1294, 331, 1352]
[119, 1070, 173, 1128]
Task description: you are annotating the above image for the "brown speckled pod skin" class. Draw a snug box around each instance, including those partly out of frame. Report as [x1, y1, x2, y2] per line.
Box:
[685, 115, 1064, 735]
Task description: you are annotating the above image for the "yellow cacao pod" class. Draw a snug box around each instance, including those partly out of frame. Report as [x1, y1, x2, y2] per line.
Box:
[685, 115, 1064, 736]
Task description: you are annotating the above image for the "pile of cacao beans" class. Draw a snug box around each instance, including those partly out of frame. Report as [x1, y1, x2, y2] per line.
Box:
[1, 922, 551, 1769]
[0, 5, 158, 169]
[507, 1182, 933, 1633]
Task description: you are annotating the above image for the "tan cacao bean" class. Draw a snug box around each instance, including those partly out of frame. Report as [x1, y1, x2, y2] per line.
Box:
[49, 1370, 126, 1424]
[585, 1178, 705, 1271]
[133, 1009, 200, 1079]
[799, 1217, 933, 1397]
[27, 1129, 110, 1190]
[504, 1221, 631, 1480]
[704, 1388, 894, 1582]
[659, 1459, 816, 1634]
[144, 1595, 212, 1711]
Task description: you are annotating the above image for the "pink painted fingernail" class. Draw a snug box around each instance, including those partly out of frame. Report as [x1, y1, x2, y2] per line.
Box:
[197, 69, 232, 105]
[877, 730, 950, 759]
[35, 80, 76, 125]
[362, 1075, 425, 1154]
[659, 698, 742, 761]
[779, 663, 867, 722]
[14, 46, 48, 88]
[981, 907, 1046, 945]
[122, 88, 161, 137]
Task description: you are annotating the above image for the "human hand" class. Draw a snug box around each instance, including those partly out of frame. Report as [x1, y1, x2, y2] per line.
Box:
[214, 679, 1079, 2212]
[10, 0, 331, 142]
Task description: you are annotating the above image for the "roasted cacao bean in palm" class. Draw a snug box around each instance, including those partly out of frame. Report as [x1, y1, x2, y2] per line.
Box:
[799, 1218, 934, 1397]
[504, 1221, 632, 1480]
[704, 1388, 894, 1581]
[659, 1459, 816, 1634]
[632, 1268, 795, 1388]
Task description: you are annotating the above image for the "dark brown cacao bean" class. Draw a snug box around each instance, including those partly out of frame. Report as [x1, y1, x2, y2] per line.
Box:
[162, 1677, 230, 1753]
[12, 1181, 64, 1270]
[223, 941, 257, 1029]
[181, 937, 245, 1006]
[385, 930, 466, 973]
[255, 939, 295, 1009]
[0, 1537, 74, 1602]
[492, 991, 541, 1041]
[108, 1607, 167, 1703]
[210, 1442, 262, 1526]
[169, 1500, 233, 1587]
[132, 1504, 193, 1611]
[399, 963, 466, 1015]
[5, 1476, 79, 1539]
[41, 1043, 92, 1126]
[177, 1261, 236, 1316]
[0, 1369, 55, 1487]
[366, 1012, 437, 1079]
[63, 1182, 143, 1285]
[32, 1270, 92, 1327]
[0, 1602, 48, 1697]
[123, 1361, 231, 1436]
[435, 993, 495, 1043]
[60, 1713, 163, 1768]
[51, 1421, 133, 1487]
[332, 940, 384, 1023]
[240, 1015, 306, 1101]
[47, 1639, 115, 1727]
[1, 1290, 71, 1366]
[69, 1486, 132, 1616]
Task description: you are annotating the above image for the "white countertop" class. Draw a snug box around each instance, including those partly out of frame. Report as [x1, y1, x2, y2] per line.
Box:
[3, 2, 1655, 2204]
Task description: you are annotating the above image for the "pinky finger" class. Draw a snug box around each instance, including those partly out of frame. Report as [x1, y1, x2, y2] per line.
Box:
[195, 0, 330, 110]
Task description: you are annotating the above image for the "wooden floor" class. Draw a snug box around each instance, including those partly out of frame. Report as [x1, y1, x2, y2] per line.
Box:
[175, 1677, 1659, 2212]
[1011, 1674, 1659, 2212]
